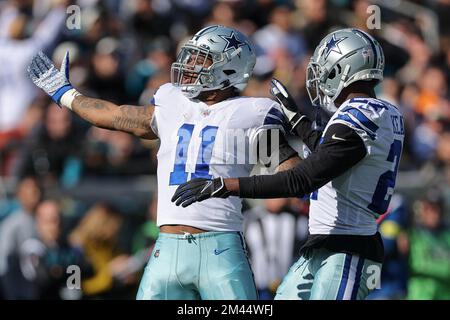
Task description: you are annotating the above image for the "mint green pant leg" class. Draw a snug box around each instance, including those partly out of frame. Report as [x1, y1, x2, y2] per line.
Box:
[137, 232, 257, 300]
[136, 234, 200, 300]
[274, 249, 381, 300]
[199, 232, 258, 300]
[274, 255, 314, 300]
[310, 249, 381, 300]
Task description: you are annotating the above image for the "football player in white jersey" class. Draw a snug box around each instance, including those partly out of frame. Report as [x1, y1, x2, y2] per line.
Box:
[27, 25, 300, 299]
[172, 28, 406, 300]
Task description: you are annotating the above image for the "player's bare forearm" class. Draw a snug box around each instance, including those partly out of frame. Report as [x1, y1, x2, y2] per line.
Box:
[27, 51, 156, 140]
[224, 178, 240, 196]
[276, 155, 301, 172]
[72, 96, 157, 139]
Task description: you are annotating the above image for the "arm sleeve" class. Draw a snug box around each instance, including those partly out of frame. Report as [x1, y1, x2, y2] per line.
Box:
[278, 134, 298, 164]
[256, 130, 298, 167]
[291, 117, 323, 152]
[238, 123, 367, 198]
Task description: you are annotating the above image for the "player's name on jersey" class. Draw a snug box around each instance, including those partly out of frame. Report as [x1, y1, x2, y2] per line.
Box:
[390, 115, 405, 135]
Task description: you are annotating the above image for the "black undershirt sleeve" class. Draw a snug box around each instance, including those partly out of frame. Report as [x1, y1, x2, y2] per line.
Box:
[256, 129, 298, 167]
[239, 123, 367, 198]
[292, 117, 323, 152]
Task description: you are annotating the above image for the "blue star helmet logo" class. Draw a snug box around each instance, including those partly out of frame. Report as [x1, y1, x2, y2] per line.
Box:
[219, 32, 246, 52]
[323, 34, 348, 59]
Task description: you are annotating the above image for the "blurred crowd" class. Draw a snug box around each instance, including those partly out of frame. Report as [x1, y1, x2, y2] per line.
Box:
[0, 0, 450, 299]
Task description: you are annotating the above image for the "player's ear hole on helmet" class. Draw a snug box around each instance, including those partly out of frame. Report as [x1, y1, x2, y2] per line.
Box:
[223, 70, 236, 75]
[328, 69, 336, 80]
[328, 64, 342, 80]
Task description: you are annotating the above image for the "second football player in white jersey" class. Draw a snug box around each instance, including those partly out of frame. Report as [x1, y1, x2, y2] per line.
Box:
[27, 25, 299, 299]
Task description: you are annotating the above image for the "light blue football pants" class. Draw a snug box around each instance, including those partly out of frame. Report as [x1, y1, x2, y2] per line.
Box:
[136, 231, 258, 300]
[275, 248, 382, 300]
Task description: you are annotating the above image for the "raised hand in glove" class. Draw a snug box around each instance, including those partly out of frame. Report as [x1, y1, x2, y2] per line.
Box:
[27, 51, 77, 107]
[171, 177, 231, 208]
[270, 78, 305, 132]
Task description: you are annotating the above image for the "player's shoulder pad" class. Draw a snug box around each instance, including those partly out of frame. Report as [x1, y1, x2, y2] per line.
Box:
[228, 97, 288, 132]
[150, 83, 182, 107]
[331, 97, 391, 141]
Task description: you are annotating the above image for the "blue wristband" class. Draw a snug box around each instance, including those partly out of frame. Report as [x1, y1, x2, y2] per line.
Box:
[51, 84, 73, 105]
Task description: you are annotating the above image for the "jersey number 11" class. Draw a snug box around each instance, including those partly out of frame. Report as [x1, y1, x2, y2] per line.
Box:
[169, 123, 219, 185]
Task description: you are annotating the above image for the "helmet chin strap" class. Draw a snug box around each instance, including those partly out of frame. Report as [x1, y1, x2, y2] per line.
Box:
[322, 96, 338, 115]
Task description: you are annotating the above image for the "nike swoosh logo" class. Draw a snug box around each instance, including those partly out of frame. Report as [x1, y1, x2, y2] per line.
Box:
[332, 134, 346, 141]
[214, 248, 230, 255]
[200, 180, 213, 193]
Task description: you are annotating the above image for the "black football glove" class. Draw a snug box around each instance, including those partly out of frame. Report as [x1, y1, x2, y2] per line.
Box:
[171, 177, 231, 208]
[270, 78, 305, 132]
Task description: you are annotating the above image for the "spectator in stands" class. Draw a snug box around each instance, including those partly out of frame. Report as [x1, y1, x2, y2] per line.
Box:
[131, 0, 174, 42]
[68, 203, 124, 299]
[204, 1, 238, 30]
[0, 176, 41, 299]
[21, 199, 89, 300]
[243, 55, 276, 98]
[0, 1, 65, 133]
[415, 67, 447, 117]
[0, 95, 47, 176]
[85, 37, 128, 105]
[253, 4, 306, 64]
[293, 0, 336, 51]
[14, 105, 84, 187]
[407, 189, 450, 299]
[126, 37, 173, 101]
[105, 195, 160, 297]
[397, 31, 431, 84]
[82, 127, 153, 176]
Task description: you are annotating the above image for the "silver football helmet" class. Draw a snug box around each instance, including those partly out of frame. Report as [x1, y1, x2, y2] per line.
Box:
[171, 25, 256, 99]
[306, 28, 385, 114]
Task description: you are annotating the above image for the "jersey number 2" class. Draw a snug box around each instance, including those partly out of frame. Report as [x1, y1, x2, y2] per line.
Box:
[368, 139, 402, 215]
[169, 124, 218, 185]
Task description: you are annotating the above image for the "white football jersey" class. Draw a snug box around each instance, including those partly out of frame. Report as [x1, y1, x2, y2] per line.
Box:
[151, 83, 286, 232]
[309, 97, 405, 235]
